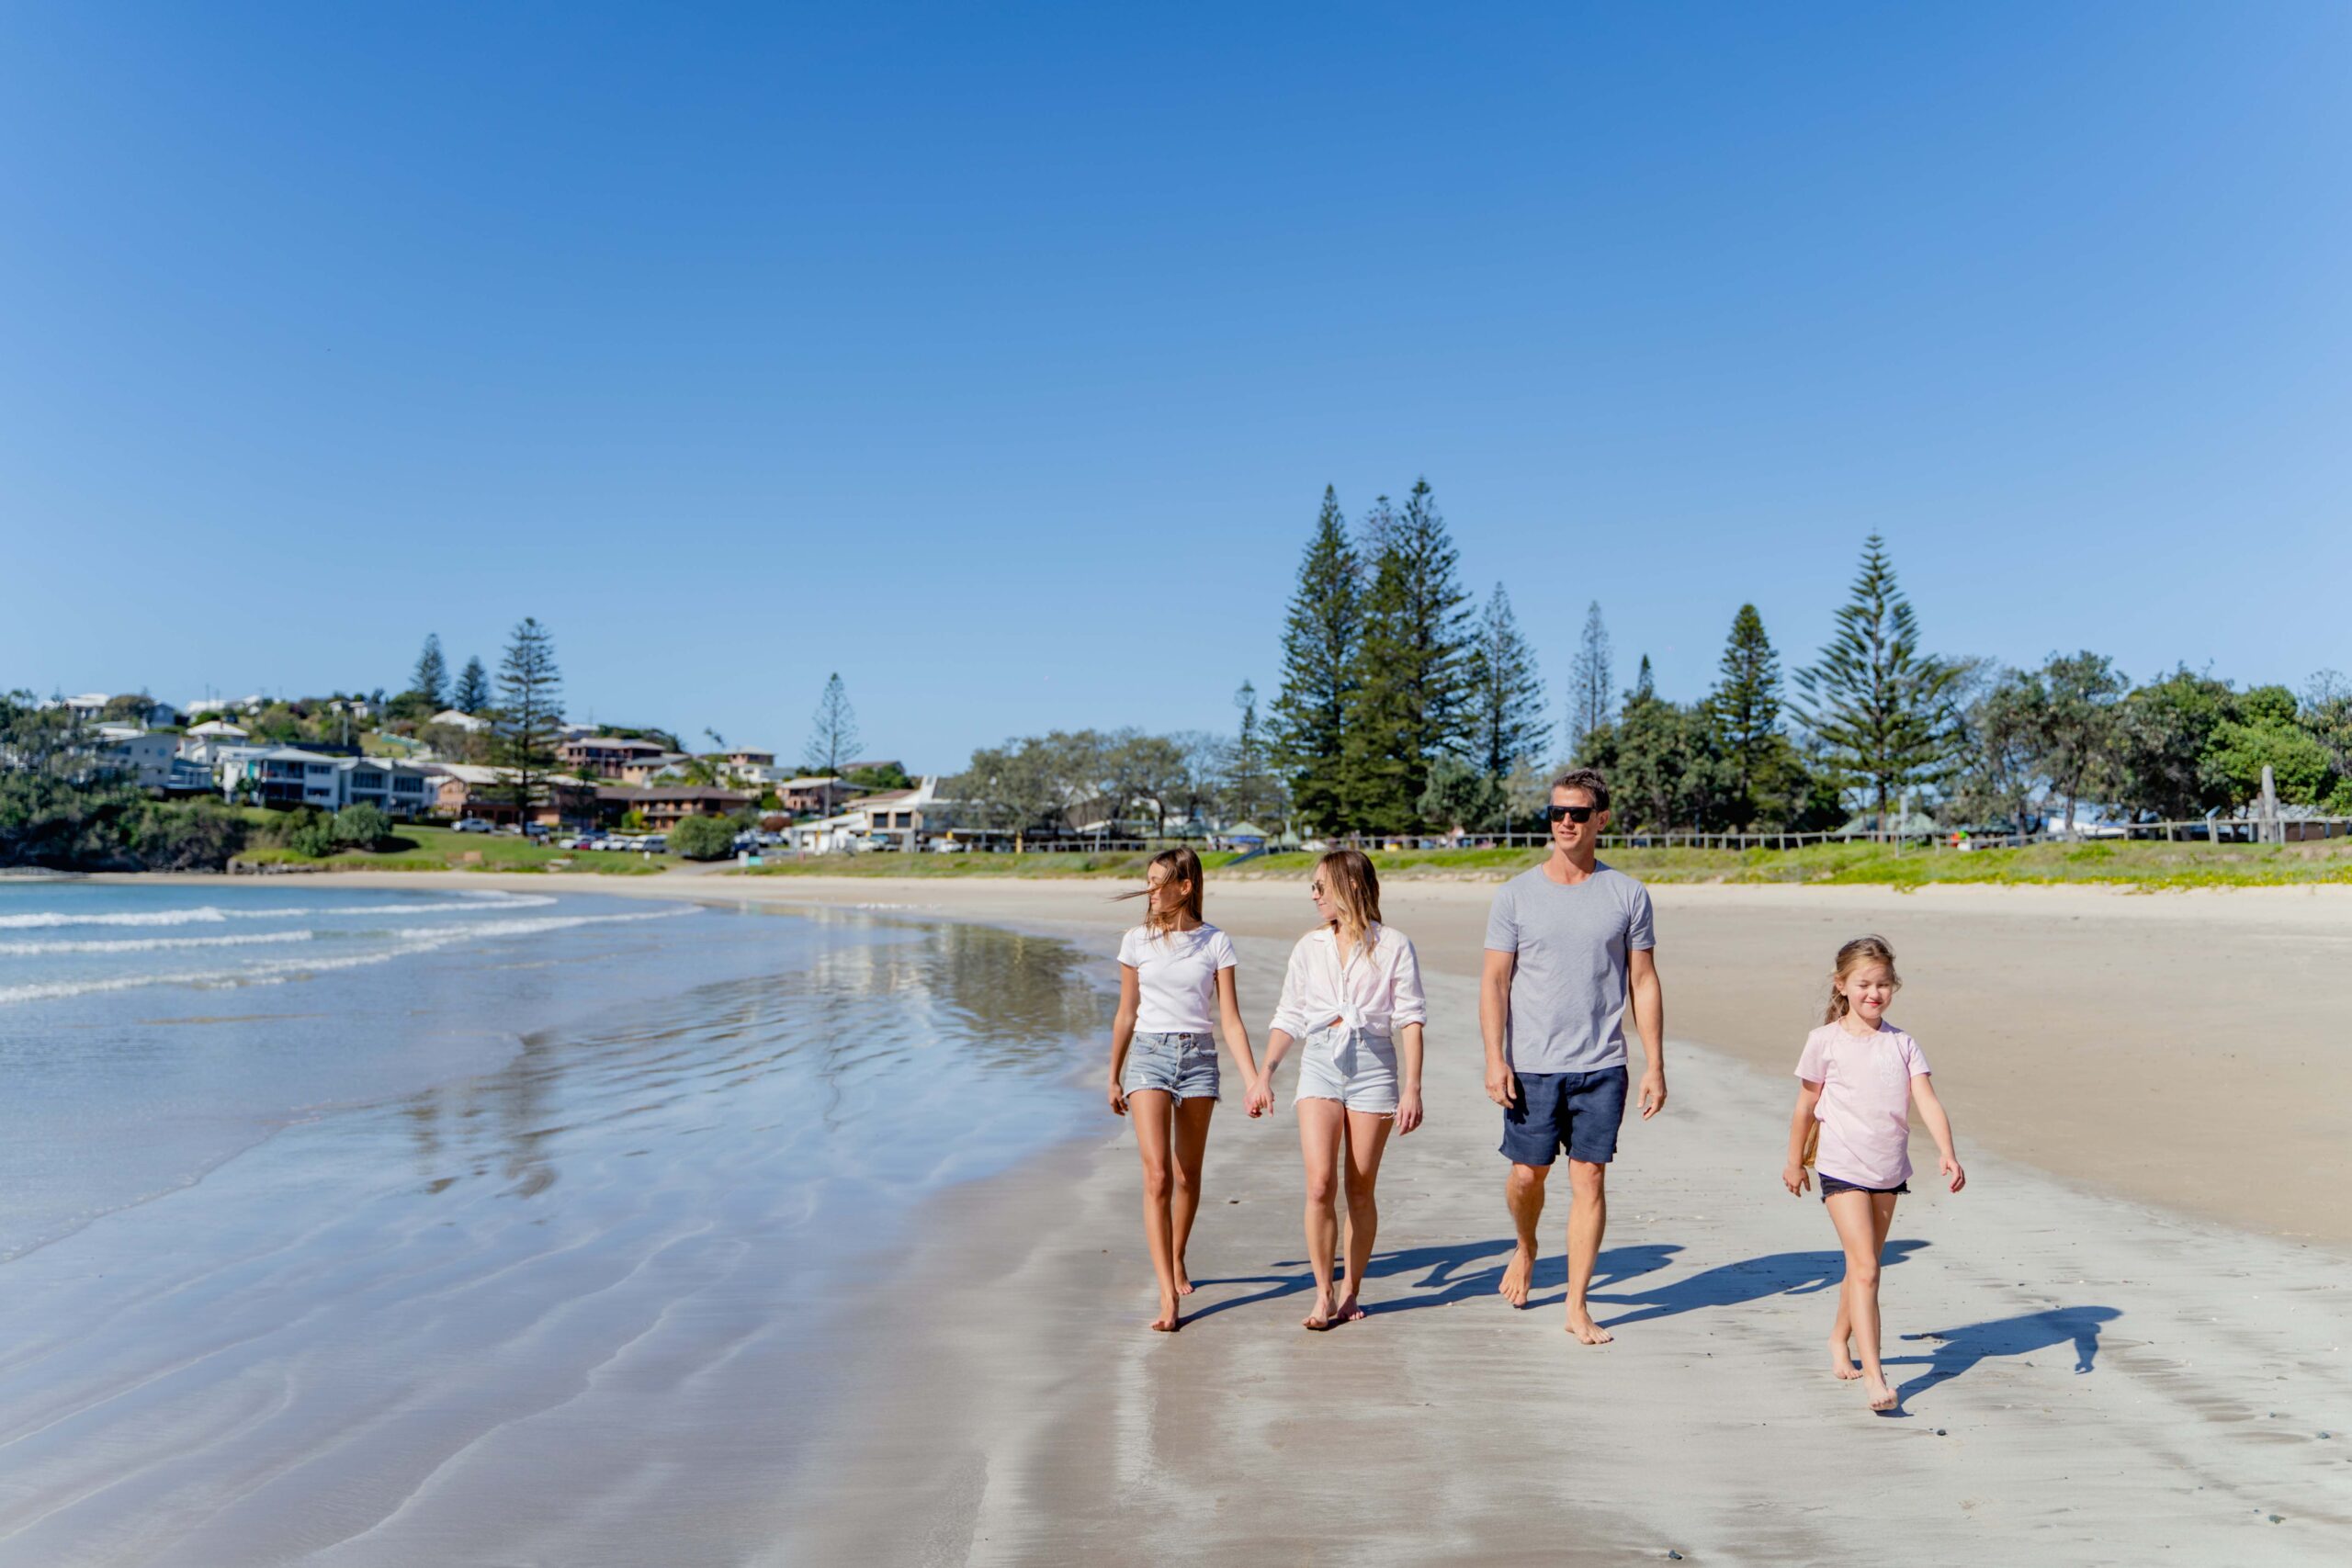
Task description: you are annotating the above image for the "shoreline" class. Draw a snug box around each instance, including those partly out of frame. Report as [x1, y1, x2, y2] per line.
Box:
[86, 868, 2352, 1252]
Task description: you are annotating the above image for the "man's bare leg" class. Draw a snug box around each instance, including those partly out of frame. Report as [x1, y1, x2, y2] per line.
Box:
[1500, 1162, 1549, 1307]
[1564, 1157, 1612, 1343]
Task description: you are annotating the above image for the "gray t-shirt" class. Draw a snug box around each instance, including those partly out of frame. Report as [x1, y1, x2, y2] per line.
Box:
[1483, 863, 1656, 1074]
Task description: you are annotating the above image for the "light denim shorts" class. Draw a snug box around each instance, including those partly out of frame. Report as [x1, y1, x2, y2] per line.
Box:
[1123, 1032, 1221, 1102]
[1294, 1024, 1399, 1114]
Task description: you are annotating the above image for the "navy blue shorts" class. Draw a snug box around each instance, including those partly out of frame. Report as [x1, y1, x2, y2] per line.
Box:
[1499, 1066, 1628, 1167]
[1818, 1172, 1908, 1202]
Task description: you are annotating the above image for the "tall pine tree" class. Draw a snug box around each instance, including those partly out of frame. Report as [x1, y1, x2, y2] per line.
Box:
[1467, 583, 1549, 782]
[453, 656, 490, 715]
[493, 618, 564, 820]
[1342, 479, 1472, 833]
[1567, 601, 1613, 756]
[412, 634, 448, 709]
[1793, 535, 1962, 829]
[1269, 487, 1362, 833]
[1707, 604, 1783, 829]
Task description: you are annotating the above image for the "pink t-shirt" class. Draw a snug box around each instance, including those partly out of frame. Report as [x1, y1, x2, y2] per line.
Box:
[1795, 1020, 1931, 1190]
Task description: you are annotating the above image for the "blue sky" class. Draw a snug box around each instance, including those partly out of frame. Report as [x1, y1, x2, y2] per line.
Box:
[5, 3, 2346, 769]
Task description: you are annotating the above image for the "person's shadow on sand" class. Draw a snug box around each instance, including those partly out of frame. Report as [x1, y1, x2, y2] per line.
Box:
[1589, 1240, 1929, 1329]
[1187, 1241, 1682, 1323]
[1884, 1305, 2120, 1406]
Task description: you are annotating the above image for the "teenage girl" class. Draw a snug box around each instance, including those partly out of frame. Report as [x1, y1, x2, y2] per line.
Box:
[1108, 847, 1261, 1332]
[1248, 850, 1426, 1329]
[1782, 935, 1965, 1411]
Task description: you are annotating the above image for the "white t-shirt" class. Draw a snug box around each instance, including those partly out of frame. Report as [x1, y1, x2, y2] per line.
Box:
[1119, 922, 1238, 1035]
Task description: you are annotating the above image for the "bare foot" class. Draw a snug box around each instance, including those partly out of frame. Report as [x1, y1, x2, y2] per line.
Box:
[1829, 1337, 1863, 1380]
[1565, 1308, 1614, 1345]
[1175, 1257, 1194, 1296]
[1150, 1291, 1182, 1332]
[1498, 1247, 1534, 1308]
[1336, 1294, 1367, 1323]
[1303, 1292, 1336, 1331]
[1864, 1376, 1897, 1412]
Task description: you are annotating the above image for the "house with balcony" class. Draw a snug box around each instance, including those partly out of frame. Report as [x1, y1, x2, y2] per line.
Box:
[224, 748, 347, 810]
[425, 764, 602, 827]
[100, 733, 216, 795]
[597, 786, 752, 830]
[336, 758, 437, 818]
[558, 735, 672, 779]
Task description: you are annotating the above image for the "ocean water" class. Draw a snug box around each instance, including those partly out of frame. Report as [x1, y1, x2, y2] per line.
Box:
[0, 880, 1114, 1563]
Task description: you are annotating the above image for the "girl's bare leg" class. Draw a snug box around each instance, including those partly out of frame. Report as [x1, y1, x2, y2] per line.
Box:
[1826, 1194, 1895, 1379]
[1826, 1190, 1896, 1408]
[1296, 1098, 1346, 1327]
[1336, 1110, 1395, 1321]
[1129, 1089, 1182, 1330]
[1169, 1096, 1215, 1293]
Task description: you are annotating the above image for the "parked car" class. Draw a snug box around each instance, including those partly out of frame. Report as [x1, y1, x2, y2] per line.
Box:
[639, 834, 669, 853]
[854, 835, 899, 852]
[451, 818, 493, 834]
[928, 837, 967, 853]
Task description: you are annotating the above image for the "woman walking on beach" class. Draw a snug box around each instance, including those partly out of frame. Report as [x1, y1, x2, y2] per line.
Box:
[1108, 847, 1261, 1332]
[1782, 936, 1966, 1412]
[1247, 850, 1426, 1329]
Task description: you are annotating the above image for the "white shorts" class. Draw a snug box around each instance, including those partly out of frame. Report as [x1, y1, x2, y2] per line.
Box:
[1294, 1024, 1399, 1114]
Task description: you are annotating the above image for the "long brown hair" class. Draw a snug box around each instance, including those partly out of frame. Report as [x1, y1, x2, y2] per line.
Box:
[1824, 934, 1901, 1024]
[1315, 848, 1382, 958]
[1118, 847, 1205, 940]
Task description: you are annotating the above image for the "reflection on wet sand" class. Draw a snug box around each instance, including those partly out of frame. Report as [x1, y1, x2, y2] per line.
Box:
[0, 907, 1110, 1568]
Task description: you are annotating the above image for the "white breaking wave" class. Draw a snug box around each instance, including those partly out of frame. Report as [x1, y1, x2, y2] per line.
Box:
[0, 930, 319, 957]
[0, 906, 693, 1006]
[0, 891, 557, 930]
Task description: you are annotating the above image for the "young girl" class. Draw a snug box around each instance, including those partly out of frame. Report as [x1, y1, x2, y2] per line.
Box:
[1247, 850, 1426, 1329]
[1107, 847, 1261, 1332]
[1782, 935, 1965, 1412]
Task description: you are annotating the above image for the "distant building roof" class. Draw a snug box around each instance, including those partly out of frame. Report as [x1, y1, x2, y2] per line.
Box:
[187, 719, 250, 738]
[431, 708, 492, 732]
[603, 786, 752, 805]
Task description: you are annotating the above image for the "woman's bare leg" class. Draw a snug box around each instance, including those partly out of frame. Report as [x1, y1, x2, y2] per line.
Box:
[1336, 1110, 1395, 1321]
[1129, 1089, 1182, 1330]
[1296, 1098, 1345, 1328]
[1826, 1190, 1896, 1408]
[1828, 1190, 1899, 1378]
[1169, 1096, 1216, 1294]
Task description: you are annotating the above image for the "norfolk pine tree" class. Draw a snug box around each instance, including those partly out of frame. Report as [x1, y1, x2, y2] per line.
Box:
[1567, 602, 1613, 756]
[412, 634, 448, 710]
[1706, 604, 1783, 829]
[1467, 583, 1550, 786]
[1343, 479, 1472, 834]
[1792, 536, 1962, 830]
[1269, 487, 1361, 833]
[803, 674, 861, 818]
[453, 656, 490, 715]
[493, 618, 565, 822]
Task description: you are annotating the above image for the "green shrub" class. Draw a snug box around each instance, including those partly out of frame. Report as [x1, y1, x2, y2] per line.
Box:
[260, 807, 339, 858]
[669, 814, 737, 861]
[334, 803, 393, 849]
[128, 799, 247, 870]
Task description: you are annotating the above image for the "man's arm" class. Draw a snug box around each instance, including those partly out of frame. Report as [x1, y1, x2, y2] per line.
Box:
[1480, 948, 1517, 1106]
[1627, 946, 1666, 1118]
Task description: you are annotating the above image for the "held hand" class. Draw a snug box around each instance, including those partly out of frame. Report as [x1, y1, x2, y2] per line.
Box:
[1244, 1078, 1274, 1119]
[1484, 1062, 1518, 1108]
[1638, 1071, 1668, 1119]
[1107, 1078, 1127, 1117]
[1941, 1155, 1966, 1193]
[1394, 1088, 1424, 1136]
[1782, 1162, 1810, 1197]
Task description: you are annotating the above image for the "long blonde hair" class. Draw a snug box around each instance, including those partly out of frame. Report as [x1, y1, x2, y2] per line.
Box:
[1824, 934, 1901, 1024]
[1315, 848, 1382, 959]
[1118, 847, 1205, 940]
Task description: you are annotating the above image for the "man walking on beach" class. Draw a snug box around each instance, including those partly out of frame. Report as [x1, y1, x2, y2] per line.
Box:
[1481, 767, 1666, 1343]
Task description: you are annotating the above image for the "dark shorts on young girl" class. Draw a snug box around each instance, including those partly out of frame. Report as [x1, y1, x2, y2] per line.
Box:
[1818, 1171, 1909, 1201]
[1498, 1065, 1628, 1166]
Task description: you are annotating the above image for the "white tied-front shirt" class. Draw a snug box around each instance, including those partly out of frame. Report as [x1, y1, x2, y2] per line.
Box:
[1267, 923, 1428, 1041]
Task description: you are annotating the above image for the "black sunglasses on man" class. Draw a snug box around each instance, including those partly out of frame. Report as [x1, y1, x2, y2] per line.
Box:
[1545, 804, 1597, 824]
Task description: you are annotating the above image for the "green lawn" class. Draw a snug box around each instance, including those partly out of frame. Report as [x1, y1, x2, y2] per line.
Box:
[237, 823, 681, 874]
[732, 837, 2352, 890]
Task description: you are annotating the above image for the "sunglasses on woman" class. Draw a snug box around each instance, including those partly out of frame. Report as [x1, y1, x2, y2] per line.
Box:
[1546, 804, 1598, 824]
